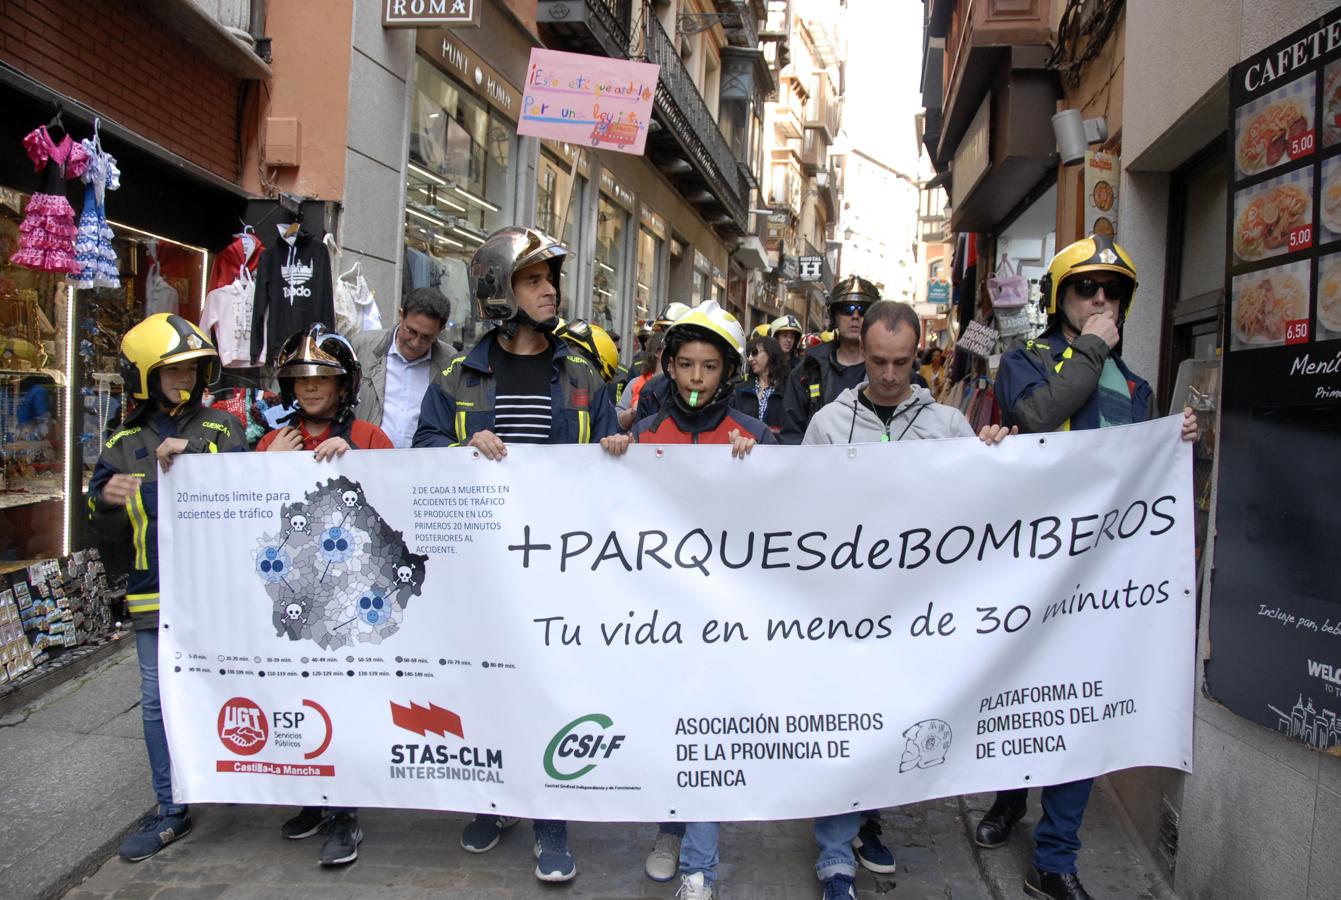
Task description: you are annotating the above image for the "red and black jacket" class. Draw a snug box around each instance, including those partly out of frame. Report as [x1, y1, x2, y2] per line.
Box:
[631, 393, 777, 445]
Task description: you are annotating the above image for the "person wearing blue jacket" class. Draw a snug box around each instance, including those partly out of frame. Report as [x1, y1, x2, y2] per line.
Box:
[88, 314, 247, 863]
[730, 331, 787, 437]
[411, 226, 612, 883]
[983, 234, 1199, 900]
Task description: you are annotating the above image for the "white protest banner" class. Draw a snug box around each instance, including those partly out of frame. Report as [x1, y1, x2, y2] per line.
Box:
[159, 417, 1194, 822]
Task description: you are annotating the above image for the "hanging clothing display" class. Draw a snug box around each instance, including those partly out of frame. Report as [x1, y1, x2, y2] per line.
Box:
[143, 243, 179, 315]
[250, 223, 335, 366]
[74, 119, 121, 289]
[208, 230, 263, 291]
[200, 269, 258, 368]
[12, 125, 90, 273]
[334, 261, 382, 334]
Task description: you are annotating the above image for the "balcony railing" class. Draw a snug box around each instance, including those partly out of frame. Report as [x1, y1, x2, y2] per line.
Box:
[713, 0, 759, 48]
[537, 0, 753, 234]
[642, 11, 751, 231]
[536, 0, 634, 60]
[920, 220, 949, 244]
[804, 78, 839, 140]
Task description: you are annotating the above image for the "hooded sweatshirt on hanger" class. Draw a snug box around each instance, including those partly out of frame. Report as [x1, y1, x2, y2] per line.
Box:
[250, 223, 335, 366]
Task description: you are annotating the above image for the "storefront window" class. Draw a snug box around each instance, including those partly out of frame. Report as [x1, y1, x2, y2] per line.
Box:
[1, 187, 205, 559]
[407, 55, 515, 346]
[593, 195, 628, 345]
[537, 150, 586, 311]
[636, 226, 663, 331]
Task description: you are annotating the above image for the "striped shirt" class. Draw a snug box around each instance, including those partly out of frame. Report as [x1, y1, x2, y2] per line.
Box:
[490, 341, 554, 444]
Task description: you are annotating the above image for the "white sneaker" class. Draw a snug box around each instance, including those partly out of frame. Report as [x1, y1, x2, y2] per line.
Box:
[645, 831, 682, 882]
[677, 871, 714, 900]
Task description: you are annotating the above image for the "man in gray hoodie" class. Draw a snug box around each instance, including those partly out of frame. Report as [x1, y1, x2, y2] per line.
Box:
[800, 300, 1011, 886]
[803, 301, 991, 444]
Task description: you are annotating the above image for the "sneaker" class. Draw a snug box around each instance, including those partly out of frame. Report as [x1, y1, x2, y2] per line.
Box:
[645, 830, 682, 882]
[319, 812, 363, 866]
[281, 806, 329, 840]
[676, 871, 714, 899]
[460, 815, 519, 853]
[822, 874, 857, 899]
[118, 810, 192, 862]
[852, 817, 896, 874]
[533, 821, 576, 882]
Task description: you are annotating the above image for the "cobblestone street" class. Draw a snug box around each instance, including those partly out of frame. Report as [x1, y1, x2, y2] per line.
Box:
[63, 798, 989, 900]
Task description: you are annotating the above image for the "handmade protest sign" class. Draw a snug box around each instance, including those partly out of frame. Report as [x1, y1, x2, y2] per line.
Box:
[159, 417, 1194, 821]
[518, 48, 658, 155]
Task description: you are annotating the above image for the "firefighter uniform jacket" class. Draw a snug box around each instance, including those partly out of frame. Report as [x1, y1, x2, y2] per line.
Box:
[778, 340, 866, 445]
[412, 330, 616, 447]
[88, 406, 247, 630]
[995, 333, 1155, 433]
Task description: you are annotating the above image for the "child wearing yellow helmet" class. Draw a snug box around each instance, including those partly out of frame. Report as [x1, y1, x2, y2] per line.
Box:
[603, 303, 771, 458]
[89, 313, 247, 864]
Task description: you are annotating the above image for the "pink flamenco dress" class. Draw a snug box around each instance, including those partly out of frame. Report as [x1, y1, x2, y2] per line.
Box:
[11, 126, 90, 274]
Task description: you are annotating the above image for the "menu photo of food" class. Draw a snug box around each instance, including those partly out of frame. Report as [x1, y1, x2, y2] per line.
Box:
[1322, 155, 1341, 241]
[1235, 72, 1316, 179]
[1231, 260, 1311, 351]
[1233, 169, 1313, 264]
[1315, 253, 1341, 340]
[1324, 60, 1341, 148]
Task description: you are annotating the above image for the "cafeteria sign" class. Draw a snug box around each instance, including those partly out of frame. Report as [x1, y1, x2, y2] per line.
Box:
[519, 49, 659, 156]
[382, 0, 481, 28]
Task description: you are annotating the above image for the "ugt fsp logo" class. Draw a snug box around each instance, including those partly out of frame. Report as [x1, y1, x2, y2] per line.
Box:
[543, 713, 627, 780]
[218, 697, 268, 755]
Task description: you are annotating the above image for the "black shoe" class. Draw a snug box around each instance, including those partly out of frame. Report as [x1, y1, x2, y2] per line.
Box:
[974, 799, 1026, 848]
[1024, 867, 1094, 900]
[319, 813, 363, 866]
[281, 806, 329, 840]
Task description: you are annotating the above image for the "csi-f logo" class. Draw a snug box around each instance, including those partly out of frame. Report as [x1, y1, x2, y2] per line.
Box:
[543, 713, 627, 780]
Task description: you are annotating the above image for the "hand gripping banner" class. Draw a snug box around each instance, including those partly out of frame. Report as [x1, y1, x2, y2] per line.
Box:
[159, 416, 1195, 821]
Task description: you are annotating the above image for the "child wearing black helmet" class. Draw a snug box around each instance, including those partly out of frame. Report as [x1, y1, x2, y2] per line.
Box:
[257, 324, 392, 456]
[257, 324, 390, 865]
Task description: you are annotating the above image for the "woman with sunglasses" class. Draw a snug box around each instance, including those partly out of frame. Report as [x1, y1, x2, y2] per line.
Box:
[731, 333, 788, 435]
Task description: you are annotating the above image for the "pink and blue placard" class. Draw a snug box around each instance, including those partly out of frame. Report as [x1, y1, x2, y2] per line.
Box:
[518, 48, 660, 156]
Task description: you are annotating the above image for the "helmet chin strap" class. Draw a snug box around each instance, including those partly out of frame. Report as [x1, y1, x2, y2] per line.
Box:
[503, 305, 559, 339]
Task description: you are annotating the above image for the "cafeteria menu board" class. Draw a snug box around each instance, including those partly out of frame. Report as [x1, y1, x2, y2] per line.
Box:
[1210, 5, 1341, 754]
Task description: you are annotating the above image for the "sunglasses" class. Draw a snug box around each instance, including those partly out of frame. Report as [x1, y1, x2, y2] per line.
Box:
[1070, 277, 1131, 303]
[746, 347, 761, 356]
[833, 303, 868, 317]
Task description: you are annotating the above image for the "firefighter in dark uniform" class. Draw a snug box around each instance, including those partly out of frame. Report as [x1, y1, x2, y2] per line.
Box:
[778, 276, 882, 444]
[88, 313, 246, 863]
[412, 226, 613, 883]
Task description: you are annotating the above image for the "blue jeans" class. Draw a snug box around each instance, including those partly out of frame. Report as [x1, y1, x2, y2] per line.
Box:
[659, 821, 685, 837]
[136, 628, 186, 816]
[1034, 778, 1094, 874]
[679, 816, 858, 884]
[679, 822, 719, 883]
[998, 779, 1094, 874]
[813, 812, 859, 880]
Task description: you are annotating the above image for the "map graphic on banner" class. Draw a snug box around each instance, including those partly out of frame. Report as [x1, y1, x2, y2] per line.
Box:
[160, 421, 1195, 821]
[254, 476, 427, 650]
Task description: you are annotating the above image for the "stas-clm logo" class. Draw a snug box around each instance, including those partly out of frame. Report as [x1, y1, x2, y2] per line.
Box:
[543, 713, 627, 780]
